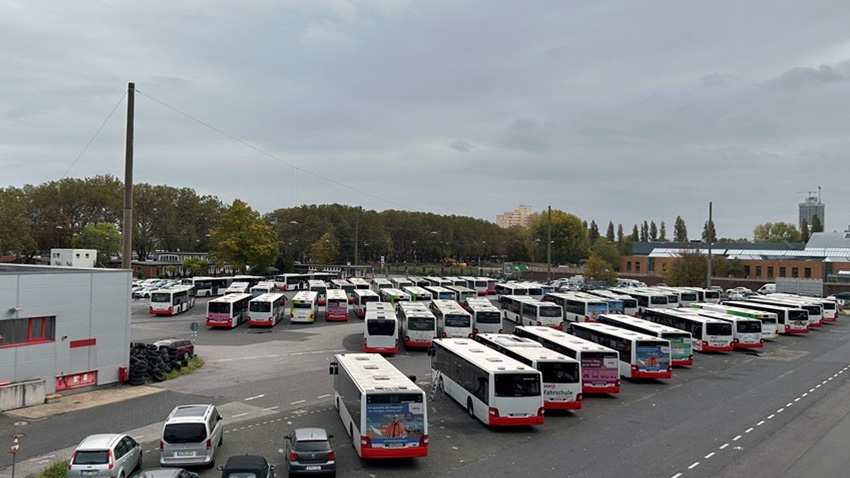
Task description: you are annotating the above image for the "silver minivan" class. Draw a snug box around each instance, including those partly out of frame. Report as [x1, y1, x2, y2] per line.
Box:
[159, 404, 223, 467]
[67, 434, 142, 478]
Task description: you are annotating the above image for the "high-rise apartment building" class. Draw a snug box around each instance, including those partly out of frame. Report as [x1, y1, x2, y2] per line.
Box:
[799, 195, 825, 231]
[496, 205, 533, 228]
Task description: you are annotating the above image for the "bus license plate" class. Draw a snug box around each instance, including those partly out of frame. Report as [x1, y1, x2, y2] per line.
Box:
[386, 443, 405, 447]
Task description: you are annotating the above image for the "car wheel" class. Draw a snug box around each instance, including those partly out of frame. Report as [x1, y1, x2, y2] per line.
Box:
[219, 433, 223, 446]
[135, 451, 143, 471]
[183, 351, 191, 362]
[467, 398, 474, 418]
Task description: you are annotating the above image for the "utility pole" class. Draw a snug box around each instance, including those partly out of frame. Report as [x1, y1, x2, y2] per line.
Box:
[706, 201, 713, 287]
[547, 206, 552, 283]
[354, 217, 359, 266]
[122, 82, 135, 269]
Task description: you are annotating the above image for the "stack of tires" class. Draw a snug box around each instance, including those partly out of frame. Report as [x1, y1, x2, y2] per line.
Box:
[128, 343, 149, 386]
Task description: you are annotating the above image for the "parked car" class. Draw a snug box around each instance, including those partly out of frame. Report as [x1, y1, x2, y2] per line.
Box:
[218, 455, 275, 478]
[139, 469, 199, 478]
[154, 338, 195, 361]
[134, 286, 158, 299]
[160, 404, 223, 467]
[67, 434, 142, 478]
[285, 428, 336, 477]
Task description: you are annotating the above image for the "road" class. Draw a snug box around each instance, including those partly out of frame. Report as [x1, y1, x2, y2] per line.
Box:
[3, 295, 850, 478]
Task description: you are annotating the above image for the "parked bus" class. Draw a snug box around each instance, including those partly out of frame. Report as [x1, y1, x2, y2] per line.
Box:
[370, 278, 393, 294]
[520, 282, 544, 300]
[354, 289, 381, 319]
[331, 279, 356, 303]
[206, 293, 252, 328]
[149, 285, 196, 316]
[403, 286, 433, 303]
[498, 295, 536, 323]
[380, 288, 411, 306]
[770, 294, 838, 322]
[688, 309, 763, 349]
[431, 299, 473, 338]
[746, 296, 823, 327]
[407, 276, 431, 288]
[482, 277, 497, 295]
[656, 287, 699, 307]
[325, 289, 350, 321]
[443, 276, 466, 286]
[459, 276, 489, 296]
[519, 299, 564, 329]
[495, 282, 529, 298]
[424, 285, 457, 301]
[683, 287, 721, 304]
[542, 293, 608, 323]
[646, 288, 681, 308]
[250, 281, 275, 297]
[597, 314, 693, 366]
[642, 308, 733, 352]
[723, 300, 809, 334]
[568, 322, 672, 379]
[398, 302, 437, 349]
[231, 275, 265, 288]
[570, 291, 624, 314]
[182, 276, 229, 297]
[364, 302, 398, 354]
[330, 353, 428, 458]
[514, 326, 620, 394]
[446, 285, 476, 302]
[588, 290, 639, 317]
[613, 289, 671, 314]
[429, 338, 544, 426]
[274, 273, 308, 291]
[307, 280, 328, 306]
[247, 293, 286, 326]
[290, 291, 319, 324]
[689, 302, 779, 339]
[474, 334, 582, 410]
[462, 297, 503, 335]
[310, 272, 338, 283]
[349, 277, 370, 290]
[391, 277, 414, 290]
[425, 276, 452, 287]
[224, 281, 250, 295]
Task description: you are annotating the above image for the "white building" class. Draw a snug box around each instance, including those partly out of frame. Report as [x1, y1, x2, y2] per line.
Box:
[496, 205, 533, 228]
[50, 248, 98, 268]
[0, 264, 131, 410]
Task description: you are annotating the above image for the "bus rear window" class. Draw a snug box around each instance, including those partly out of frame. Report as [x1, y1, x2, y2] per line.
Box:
[789, 310, 808, 322]
[737, 321, 762, 333]
[445, 315, 470, 328]
[367, 320, 396, 336]
[362, 296, 378, 304]
[294, 301, 313, 309]
[476, 312, 500, 324]
[539, 306, 561, 318]
[151, 293, 170, 302]
[706, 323, 732, 336]
[538, 362, 579, 383]
[494, 373, 540, 397]
[650, 297, 667, 305]
[209, 302, 231, 314]
[408, 317, 435, 331]
[250, 302, 271, 312]
[680, 293, 698, 301]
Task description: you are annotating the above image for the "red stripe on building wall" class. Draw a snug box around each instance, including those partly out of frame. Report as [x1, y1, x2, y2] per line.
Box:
[69, 338, 96, 348]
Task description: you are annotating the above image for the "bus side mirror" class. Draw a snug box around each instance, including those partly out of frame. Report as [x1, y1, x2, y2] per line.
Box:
[427, 346, 435, 357]
[329, 362, 338, 375]
[407, 375, 416, 383]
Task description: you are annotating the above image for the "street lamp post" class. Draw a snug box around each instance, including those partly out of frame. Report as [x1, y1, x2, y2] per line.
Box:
[10, 434, 21, 478]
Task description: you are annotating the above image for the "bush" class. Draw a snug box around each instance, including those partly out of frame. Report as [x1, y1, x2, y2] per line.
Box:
[36, 460, 69, 478]
[165, 356, 205, 380]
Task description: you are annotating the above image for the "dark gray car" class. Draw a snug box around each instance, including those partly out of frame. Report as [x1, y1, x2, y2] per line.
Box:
[139, 469, 199, 478]
[285, 428, 335, 478]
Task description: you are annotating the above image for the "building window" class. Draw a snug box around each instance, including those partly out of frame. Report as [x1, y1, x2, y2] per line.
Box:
[767, 266, 774, 278]
[75, 253, 80, 258]
[792, 267, 799, 278]
[744, 265, 751, 277]
[804, 267, 812, 278]
[779, 267, 786, 277]
[0, 316, 56, 347]
[635, 262, 641, 273]
[85, 253, 90, 258]
[626, 262, 632, 272]
[755, 266, 762, 278]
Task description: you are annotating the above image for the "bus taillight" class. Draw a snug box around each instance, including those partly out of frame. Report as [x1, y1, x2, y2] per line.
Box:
[584, 316, 590, 322]
[498, 328, 503, 333]
[702, 340, 708, 347]
[576, 393, 582, 402]
[536, 321, 542, 326]
[419, 435, 429, 446]
[630, 364, 638, 372]
[732, 338, 739, 344]
[441, 332, 448, 338]
[168, 307, 173, 314]
[360, 436, 372, 448]
[488, 406, 499, 417]
[615, 378, 621, 387]
[537, 407, 545, 416]
[473, 328, 479, 335]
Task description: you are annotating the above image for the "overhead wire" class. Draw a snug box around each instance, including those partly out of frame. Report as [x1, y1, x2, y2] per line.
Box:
[61, 91, 128, 179]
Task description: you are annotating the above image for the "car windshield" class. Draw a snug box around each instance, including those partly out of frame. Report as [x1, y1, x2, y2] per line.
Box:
[163, 423, 206, 444]
[74, 450, 109, 465]
[294, 440, 331, 452]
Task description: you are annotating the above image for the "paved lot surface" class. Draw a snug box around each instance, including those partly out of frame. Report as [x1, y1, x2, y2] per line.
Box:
[3, 293, 850, 478]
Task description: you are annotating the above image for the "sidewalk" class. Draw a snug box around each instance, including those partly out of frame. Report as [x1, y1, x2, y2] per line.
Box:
[6, 385, 164, 420]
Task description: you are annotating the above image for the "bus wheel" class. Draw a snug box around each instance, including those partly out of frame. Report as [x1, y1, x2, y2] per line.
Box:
[467, 399, 474, 418]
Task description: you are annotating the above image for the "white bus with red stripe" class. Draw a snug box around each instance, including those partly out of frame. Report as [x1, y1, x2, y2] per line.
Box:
[642, 308, 734, 352]
[247, 293, 286, 326]
[429, 338, 545, 426]
[430, 299, 473, 338]
[688, 309, 763, 349]
[568, 322, 672, 379]
[354, 289, 381, 319]
[325, 289, 350, 321]
[398, 302, 437, 348]
[363, 302, 398, 354]
[149, 285, 196, 316]
[205, 293, 251, 328]
[330, 353, 428, 458]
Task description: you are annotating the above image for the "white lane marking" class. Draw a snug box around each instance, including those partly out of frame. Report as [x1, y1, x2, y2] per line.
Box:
[671, 474, 682, 478]
[289, 349, 346, 356]
[802, 392, 809, 397]
[794, 398, 801, 402]
[232, 412, 248, 418]
[745, 428, 754, 433]
[719, 443, 729, 449]
[317, 394, 331, 399]
[705, 452, 715, 459]
[809, 388, 815, 393]
[777, 408, 785, 413]
[263, 406, 280, 411]
[767, 414, 775, 419]
[733, 435, 742, 441]
[211, 354, 281, 363]
[757, 420, 765, 426]
[291, 399, 306, 405]
[817, 384, 823, 388]
[245, 394, 265, 401]
[688, 462, 699, 470]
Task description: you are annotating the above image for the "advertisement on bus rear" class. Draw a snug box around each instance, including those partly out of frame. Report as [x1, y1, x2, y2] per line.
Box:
[635, 344, 670, 372]
[581, 355, 619, 385]
[366, 402, 425, 447]
[668, 337, 691, 361]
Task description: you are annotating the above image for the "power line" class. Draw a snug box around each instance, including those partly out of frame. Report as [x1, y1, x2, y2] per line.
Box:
[134, 89, 407, 209]
[61, 91, 128, 179]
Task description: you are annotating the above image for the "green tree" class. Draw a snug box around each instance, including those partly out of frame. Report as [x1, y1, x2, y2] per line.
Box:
[606, 221, 615, 242]
[583, 255, 617, 286]
[72, 222, 122, 266]
[640, 221, 648, 242]
[659, 221, 667, 241]
[630, 224, 639, 242]
[183, 257, 209, 276]
[702, 219, 717, 243]
[811, 214, 823, 233]
[209, 199, 279, 273]
[527, 210, 588, 264]
[590, 238, 620, 271]
[649, 221, 658, 241]
[588, 220, 600, 244]
[616, 224, 624, 245]
[801, 218, 810, 243]
[661, 251, 706, 286]
[0, 187, 33, 255]
[753, 222, 802, 243]
[726, 258, 746, 278]
[674, 216, 688, 242]
[619, 236, 633, 256]
[710, 256, 727, 277]
[310, 231, 340, 264]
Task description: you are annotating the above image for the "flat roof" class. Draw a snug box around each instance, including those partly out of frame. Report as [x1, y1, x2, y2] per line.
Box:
[0, 264, 128, 275]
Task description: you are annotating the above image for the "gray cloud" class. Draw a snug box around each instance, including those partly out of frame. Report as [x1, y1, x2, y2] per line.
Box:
[758, 61, 850, 90]
[449, 140, 472, 153]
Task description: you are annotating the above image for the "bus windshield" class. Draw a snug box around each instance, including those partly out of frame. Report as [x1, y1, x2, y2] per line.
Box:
[737, 321, 762, 333]
[538, 362, 579, 383]
[539, 306, 561, 318]
[362, 296, 378, 304]
[706, 323, 732, 335]
[250, 302, 271, 312]
[151, 293, 170, 303]
[367, 320, 396, 336]
[208, 302, 231, 314]
[494, 374, 540, 397]
[408, 317, 435, 331]
[294, 301, 313, 309]
[650, 296, 667, 305]
[476, 311, 501, 324]
[789, 310, 808, 322]
[445, 314, 471, 328]
[588, 303, 608, 316]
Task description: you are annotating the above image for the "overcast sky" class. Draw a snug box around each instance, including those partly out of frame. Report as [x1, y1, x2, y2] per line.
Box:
[3, 1, 850, 239]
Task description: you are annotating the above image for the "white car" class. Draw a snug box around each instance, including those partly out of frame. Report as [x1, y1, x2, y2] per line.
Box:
[133, 286, 158, 299]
